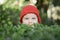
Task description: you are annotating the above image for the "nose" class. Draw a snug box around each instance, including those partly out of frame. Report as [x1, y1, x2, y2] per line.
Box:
[28, 19, 33, 26]
[28, 19, 33, 23]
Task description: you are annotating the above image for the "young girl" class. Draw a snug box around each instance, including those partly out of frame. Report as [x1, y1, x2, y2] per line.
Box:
[20, 5, 41, 27]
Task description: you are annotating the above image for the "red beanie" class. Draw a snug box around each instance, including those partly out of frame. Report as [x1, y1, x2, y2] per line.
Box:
[20, 5, 41, 23]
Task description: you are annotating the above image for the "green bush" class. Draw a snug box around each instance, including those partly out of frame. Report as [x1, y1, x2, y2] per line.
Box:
[0, 24, 60, 40]
[0, 4, 20, 26]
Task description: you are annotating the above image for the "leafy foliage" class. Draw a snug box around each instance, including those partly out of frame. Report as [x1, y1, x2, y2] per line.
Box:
[0, 24, 60, 40]
[0, 3, 20, 26]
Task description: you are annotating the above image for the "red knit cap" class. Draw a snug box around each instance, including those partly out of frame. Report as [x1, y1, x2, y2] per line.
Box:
[20, 5, 41, 23]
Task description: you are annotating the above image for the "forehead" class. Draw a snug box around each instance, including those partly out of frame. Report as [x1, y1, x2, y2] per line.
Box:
[24, 13, 37, 17]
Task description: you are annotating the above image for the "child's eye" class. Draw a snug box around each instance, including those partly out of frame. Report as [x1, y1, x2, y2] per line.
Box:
[32, 18, 36, 19]
[25, 18, 29, 20]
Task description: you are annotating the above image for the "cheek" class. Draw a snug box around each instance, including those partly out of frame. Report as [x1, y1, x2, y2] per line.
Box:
[33, 19, 38, 23]
[22, 19, 28, 24]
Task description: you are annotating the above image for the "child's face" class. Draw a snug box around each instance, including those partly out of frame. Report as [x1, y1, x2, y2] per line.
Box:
[22, 13, 38, 26]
